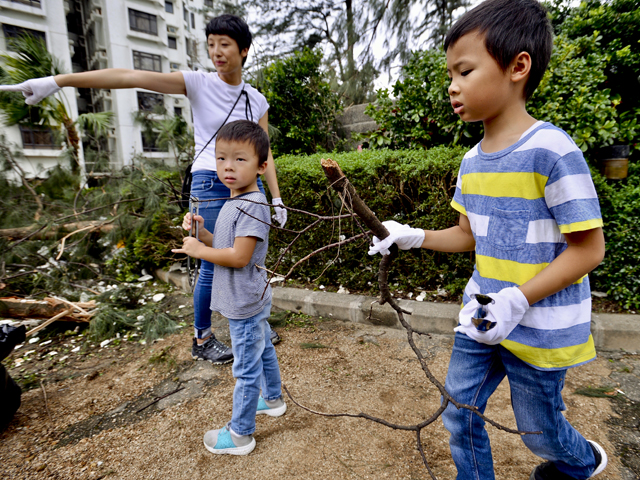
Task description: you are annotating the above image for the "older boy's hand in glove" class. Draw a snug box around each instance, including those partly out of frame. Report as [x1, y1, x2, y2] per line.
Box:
[0, 77, 61, 105]
[368, 220, 425, 256]
[272, 197, 287, 227]
[454, 287, 529, 345]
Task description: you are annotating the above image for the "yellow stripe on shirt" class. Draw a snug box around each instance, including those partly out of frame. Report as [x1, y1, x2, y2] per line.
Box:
[451, 199, 467, 215]
[501, 336, 596, 369]
[558, 218, 604, 234]
[476, 255, 587, 285]
[461, 172, 548, 199]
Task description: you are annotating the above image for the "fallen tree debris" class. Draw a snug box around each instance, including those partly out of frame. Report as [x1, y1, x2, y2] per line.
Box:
[0, 297, 96, 322]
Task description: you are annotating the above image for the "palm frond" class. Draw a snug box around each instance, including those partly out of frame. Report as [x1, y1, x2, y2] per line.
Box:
[76, 111, 114, 138]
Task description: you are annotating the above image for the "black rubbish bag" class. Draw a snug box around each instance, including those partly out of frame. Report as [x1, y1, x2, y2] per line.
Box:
[0, 324, 25, 431]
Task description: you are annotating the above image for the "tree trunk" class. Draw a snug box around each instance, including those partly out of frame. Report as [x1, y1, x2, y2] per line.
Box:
[345, 0, 356, 83]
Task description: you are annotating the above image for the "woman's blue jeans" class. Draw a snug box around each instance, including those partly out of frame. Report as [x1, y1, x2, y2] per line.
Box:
[229, 303, 282, 436]
[442, 332, 598, 480]
[190, 170, 264, 338]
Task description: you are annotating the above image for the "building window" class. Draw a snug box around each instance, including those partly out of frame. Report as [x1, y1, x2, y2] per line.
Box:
[170, 62, 180, 70]
[165, 1, 174, 14]
[133, 51, 162, 72]
[183, 6, 188, 22]
[190, 12, 195, 29]
[2, 24, 45, 51]
[137, 92, 164, 112]
[168, 36, 177, 49]
[19, 125, 58, 149]
[174, 107, 183, 117]
[128, 9, 158, 36]
[141, 131, 167, 152]
[11, 0, 42, 7]
[204, 0, 213, 7]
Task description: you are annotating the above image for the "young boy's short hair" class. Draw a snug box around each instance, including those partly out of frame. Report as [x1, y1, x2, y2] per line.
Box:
[217, 120, 270, 166]
[205, 14, 252, 66]
[444, 0, 553, 100]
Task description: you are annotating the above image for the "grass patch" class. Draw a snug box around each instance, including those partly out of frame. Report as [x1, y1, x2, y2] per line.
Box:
[300, 342, 328, 349]
[268, 310, 315, 330]
[149, 345, 176, 370]
[574, 386, 619, 398]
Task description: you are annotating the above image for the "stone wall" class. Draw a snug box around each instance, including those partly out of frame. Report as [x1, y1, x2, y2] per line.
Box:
[337, 103, 378, 138]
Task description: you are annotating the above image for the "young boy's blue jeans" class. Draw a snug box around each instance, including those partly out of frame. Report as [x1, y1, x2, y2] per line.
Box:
[228, 303, 282, 436]
[442, 332, 598, 480]
[190, 170, 264, 339]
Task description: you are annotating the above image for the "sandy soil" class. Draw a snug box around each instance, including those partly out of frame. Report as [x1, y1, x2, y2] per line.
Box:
[0, 308, 624, 480]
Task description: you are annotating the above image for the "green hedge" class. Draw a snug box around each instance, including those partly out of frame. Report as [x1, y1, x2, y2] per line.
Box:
[272, 148, 640, 310]
[591, 162, 640, 310]
[270, 147, 474, 297]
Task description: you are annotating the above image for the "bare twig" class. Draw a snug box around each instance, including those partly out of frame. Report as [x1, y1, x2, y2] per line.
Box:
[278, 158, 541, 476]
[26, 308, 74, 337]
[40, 379, 52, 423]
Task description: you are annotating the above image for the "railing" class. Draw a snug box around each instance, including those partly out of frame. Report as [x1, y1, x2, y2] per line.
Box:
[11, 0, 42, 7]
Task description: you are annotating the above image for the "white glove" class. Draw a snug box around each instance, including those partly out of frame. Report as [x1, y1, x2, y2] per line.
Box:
[368, 220, 425, 256]
[454, 287, 529, 345]
[272, 197, 287, 227]
[0, 76, 61, 105]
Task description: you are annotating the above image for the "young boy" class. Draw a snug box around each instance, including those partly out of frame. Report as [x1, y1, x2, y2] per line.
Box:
[368, 1, 607, 478]
[172, 120, 286, 455]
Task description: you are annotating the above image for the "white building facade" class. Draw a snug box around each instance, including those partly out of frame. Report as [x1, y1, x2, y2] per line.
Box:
[0, 0, 216, 177]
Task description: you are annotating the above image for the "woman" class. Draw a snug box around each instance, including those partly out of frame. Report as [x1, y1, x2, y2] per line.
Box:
[0, 14, 285, 364]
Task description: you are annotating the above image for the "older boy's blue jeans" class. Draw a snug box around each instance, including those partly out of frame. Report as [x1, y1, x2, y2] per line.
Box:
[228, 303, 282, 436]
[442, 332, 597, 480]
[191, 170, 264, 338]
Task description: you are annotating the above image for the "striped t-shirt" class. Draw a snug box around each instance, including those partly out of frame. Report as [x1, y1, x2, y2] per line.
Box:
[209, 191, 272, 320]
[451, 122, 603, 371]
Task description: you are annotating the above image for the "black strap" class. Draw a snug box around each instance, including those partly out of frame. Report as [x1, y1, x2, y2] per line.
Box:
[193, 86, 248, 163]
[179, 85, 253, 209]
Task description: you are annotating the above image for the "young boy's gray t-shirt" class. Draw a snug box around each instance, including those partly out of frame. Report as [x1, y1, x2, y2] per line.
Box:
[209, 191, 272, 319]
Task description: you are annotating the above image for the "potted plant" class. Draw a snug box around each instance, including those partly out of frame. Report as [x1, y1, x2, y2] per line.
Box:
[599, 144, 630, 180]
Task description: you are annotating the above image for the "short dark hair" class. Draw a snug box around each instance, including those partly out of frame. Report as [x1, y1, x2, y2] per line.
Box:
[217, 120, 270, 167]
[205, 14, 252, 66]
[444, 0, 553, 100]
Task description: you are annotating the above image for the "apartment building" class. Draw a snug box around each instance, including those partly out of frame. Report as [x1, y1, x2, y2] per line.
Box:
[0, 0, 216, 177]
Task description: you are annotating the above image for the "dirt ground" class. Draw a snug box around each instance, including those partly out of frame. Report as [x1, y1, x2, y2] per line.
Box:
[0, 296, 632, 480]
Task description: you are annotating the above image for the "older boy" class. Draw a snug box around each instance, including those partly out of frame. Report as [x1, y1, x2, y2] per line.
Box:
[173, 120, 285, 455]
[369, 1, 607, 478]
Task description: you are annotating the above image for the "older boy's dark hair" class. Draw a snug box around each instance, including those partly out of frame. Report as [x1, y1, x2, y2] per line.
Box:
[205, 14, 252, 66]
[444, 0, 553, 100]
[217, 120, 270, 166]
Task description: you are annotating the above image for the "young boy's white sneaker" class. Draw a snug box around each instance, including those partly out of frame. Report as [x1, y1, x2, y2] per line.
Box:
[256, 395, 287, 417]
[529, 440, 607, 479]
[203, 422, 255, 455]
[587, 440, 607, 477]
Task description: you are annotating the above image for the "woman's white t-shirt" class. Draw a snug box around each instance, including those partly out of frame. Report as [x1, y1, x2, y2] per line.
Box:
[182, 71, 269, 172]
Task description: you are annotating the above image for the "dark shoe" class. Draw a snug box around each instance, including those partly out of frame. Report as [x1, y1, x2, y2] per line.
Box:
[269, 327, 281, 345]
[529, 441, 607, 480]
[192, 336, 233, 364]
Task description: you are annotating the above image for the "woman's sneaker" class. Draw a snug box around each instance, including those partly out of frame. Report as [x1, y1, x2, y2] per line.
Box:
[529, 440, 607, 479]
[191, 336, 233, 364]
[203, 422, 255, 455]
[256, 395, 287, 417]
[269, 327, 281, 345]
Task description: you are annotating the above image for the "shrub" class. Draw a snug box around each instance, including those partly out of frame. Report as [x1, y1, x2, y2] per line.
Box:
[364, 0, 639, 157]
[590, 163, 640, 310]
[270, 147, 474, 297]
[256, 48, 343, 156]
[271, 148, 640, 311]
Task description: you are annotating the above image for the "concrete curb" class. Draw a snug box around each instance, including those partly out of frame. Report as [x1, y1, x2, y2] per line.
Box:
[156, 269, 639, 353]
